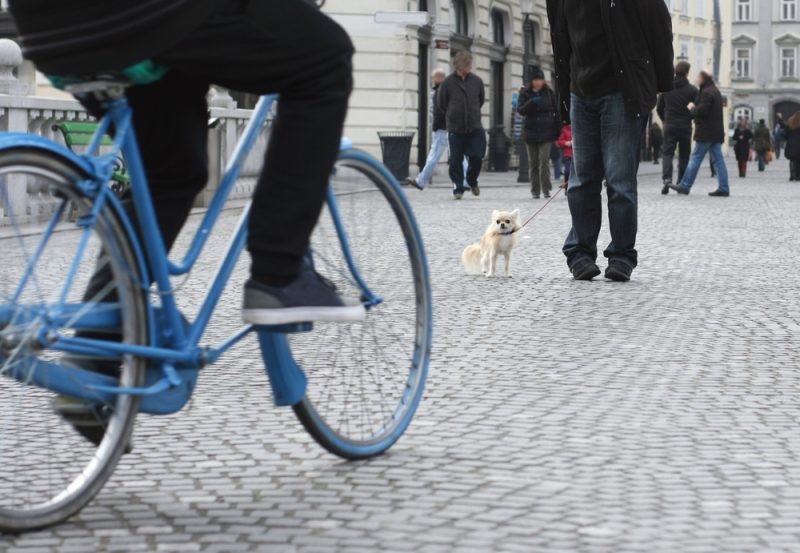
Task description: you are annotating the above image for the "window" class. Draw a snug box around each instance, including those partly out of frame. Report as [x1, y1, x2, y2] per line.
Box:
[782, 47, 797, 78]
[680, 0, 688, 15]
[491, 10, 505, 46]
[734, 47, 752, 78]
[736, 0, 752, 21]
[695, 42, 705, 71]
[734, 106, 753, 124]
[696, 0, 705, 18]
[679, 40, 690, 60]
[782, 0, 799, 20]
[452, 0, 469, 35]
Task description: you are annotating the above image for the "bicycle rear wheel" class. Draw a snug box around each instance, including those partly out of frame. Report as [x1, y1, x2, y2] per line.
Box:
[0, 149, 147, 532]
[291, 149, 432, 460]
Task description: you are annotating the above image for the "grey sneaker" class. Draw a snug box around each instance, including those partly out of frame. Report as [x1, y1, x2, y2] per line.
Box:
[242, 270, 366, 325]
[453, 192, 463, 200]
[470, 185, 480, 197]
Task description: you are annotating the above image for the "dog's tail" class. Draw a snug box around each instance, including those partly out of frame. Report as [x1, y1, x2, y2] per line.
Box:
[462, 243, 483, 275]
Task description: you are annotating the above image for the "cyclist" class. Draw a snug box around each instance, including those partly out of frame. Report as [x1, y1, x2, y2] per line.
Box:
[9, 0, 365, 326]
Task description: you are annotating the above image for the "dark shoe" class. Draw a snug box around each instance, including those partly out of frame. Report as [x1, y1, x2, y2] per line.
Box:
[402, 177, 423, 191]
[470, 185, 480, 197]
[454, 192, 463, 200]
[543, 191, 551, 199]
[242, 269, 366, 325]
[661, 179, 671, 195]
[570, 258, 601, 281]
[605, 261, 633, 282]
[708, 190, 729, 197]
[532, 193, 541, 200]
[667, 183, 690, 195]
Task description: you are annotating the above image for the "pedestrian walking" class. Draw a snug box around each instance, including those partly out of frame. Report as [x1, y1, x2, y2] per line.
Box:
[650, 122, 663, 164]
[547, 0, 674, 282]
[550, 143, 563, 180]
[753, 119, 771, 172]
[556, 123, 573, 187]
[404, 69, 447, 190]
[517, 67, 561, 199]
[784, 112, 800, 181]
[438, 51, 486, 200]
[731, 118, 754, 178]
[667, 71, 729, 197]
[656, 60, 698, 194]
[774, 113, 786, 159]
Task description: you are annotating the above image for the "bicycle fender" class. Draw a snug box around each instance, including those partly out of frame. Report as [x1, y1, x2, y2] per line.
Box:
[0, 133, 96, 176]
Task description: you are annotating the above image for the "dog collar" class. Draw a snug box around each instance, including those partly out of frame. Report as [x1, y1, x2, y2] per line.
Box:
[499, 230, 515, 236]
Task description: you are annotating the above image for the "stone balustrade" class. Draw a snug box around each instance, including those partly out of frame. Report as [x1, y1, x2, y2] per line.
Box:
[0, 39, 270, 226]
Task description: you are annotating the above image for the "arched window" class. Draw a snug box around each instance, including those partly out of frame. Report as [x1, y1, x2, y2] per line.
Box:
[491, 9, 505, 45]
[452, 0, 469, 35]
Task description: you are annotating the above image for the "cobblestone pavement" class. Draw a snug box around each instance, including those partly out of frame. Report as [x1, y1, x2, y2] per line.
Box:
[4, 157, 800, 553]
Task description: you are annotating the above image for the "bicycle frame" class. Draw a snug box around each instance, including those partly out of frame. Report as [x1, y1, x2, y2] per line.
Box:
[0, 93, 380, 413]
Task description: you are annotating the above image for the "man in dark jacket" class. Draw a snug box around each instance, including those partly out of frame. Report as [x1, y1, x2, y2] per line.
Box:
[668, 71, 729, 196]
[439, 51, 486, 200]
[10, 0, 361, 322]
[656, 60, 698, 193]
[547, 0, 673, 282]
[517, 67, 561, 199]
[753, 119, 772, 172]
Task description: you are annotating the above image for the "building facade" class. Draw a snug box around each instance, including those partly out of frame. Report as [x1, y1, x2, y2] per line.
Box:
[731, 0, 800, 125]
[323, 0, 554, 167]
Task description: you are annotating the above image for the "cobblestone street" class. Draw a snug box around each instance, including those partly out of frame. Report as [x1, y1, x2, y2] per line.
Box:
[5, 157, 800, 553]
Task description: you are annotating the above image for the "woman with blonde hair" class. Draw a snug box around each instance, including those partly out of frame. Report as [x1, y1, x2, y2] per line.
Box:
[783, 112, 800, 181]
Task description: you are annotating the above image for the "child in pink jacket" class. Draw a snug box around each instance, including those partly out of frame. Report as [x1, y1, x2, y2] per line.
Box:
[556, 124, 573, 188]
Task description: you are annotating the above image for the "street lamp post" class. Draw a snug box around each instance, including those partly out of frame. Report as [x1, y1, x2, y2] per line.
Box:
[517, 0, 536, 183]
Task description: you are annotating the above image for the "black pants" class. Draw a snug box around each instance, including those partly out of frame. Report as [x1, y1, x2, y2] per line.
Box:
[661, 126, 692, 183]
[122, 0, 353, 284]
[448, 129, 486, 194]
[791, 160, 800, 181]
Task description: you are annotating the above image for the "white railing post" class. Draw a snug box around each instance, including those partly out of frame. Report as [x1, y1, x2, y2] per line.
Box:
[0, 39, 30, 222]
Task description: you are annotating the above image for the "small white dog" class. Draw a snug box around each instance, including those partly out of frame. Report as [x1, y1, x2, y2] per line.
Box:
[462, 209, 521, 277]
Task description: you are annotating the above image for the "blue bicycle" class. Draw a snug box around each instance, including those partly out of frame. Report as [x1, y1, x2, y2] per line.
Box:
[0, 80, 432, 531]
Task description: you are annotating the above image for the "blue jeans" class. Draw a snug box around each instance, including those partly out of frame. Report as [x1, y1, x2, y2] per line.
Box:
[552, 149, 563, 180]
[449, 129, 486, 194]
[564, 93, 645, 269]
[679, 142, 729, 193]
[416, 130, 448, 188]
[755, 149, 767, 171]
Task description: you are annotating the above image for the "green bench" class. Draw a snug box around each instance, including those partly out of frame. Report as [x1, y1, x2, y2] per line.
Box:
[52, 121, 129, 196]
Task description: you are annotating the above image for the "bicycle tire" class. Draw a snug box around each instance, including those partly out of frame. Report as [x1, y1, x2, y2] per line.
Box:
[292, 148, 432, 460]
[0, 148, 147, 532]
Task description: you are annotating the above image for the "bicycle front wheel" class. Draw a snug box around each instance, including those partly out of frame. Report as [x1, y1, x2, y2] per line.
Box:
[0, 149, 147, 532]
[291, 148, 432, 460]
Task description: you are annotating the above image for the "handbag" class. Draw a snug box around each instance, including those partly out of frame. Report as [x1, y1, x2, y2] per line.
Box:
[766, 149, 773, 163]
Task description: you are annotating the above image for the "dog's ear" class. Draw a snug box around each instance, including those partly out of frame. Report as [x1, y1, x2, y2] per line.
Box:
[512, 209, 521, 221]
[492, 209, 500, 220]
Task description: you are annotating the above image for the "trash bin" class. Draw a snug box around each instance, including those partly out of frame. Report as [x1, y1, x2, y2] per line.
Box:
[377, 131, 415, 181]
[488, 126, 510, 172]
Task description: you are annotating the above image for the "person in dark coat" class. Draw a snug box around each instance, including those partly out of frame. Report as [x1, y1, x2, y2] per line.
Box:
[656, 60, 698, 193]
[731, 118, 754, 178]
[783, 112, 800, 181]
[438, 51, 486, 199]
[650, 123, 663, 164]
[517, 67, 561, 199]
[547, 0, 674, 282]
[752, 119, 772, 172]
[668, 71, 729, 197]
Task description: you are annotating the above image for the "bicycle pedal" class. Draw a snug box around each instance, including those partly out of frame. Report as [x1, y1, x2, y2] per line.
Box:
[254, 322, 314, 334]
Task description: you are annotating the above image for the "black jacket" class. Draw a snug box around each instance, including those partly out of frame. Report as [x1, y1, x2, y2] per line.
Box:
[732, 128, 753, 161]
[431, 84, 446, 132]
[785, 127, 800, 161]
[691, 79, 725, 144]
[517, 85, 561, 144]
[9, 0, 215, 75]
[656, 76, 699, 129]
[438, 72, 485, 134]
[547, 0, 674, 123]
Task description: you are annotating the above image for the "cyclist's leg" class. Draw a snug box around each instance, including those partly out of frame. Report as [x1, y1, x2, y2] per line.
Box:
[157, 0, 362, 324]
